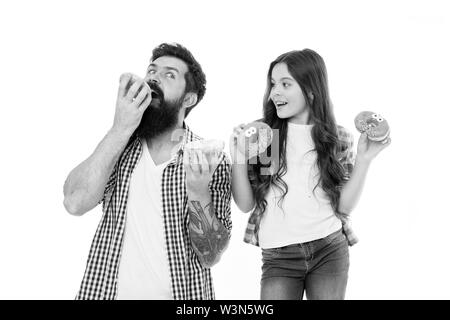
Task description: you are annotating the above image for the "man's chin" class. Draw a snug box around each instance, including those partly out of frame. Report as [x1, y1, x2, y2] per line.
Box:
[134, 95, 184, 139]
[135, 121, 177, 140]
[135, 111, 180, 140]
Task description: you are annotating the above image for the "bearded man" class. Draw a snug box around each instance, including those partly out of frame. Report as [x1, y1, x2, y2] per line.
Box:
[63, 43, 231, 300]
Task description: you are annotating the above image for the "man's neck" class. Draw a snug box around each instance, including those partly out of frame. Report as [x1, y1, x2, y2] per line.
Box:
[146, 122, 185, 151]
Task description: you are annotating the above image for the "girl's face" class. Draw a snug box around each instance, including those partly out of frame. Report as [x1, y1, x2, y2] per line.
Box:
[270, 63, 310, 124]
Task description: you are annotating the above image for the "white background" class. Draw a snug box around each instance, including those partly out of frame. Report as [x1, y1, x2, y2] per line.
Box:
[1, 0, 449, 299]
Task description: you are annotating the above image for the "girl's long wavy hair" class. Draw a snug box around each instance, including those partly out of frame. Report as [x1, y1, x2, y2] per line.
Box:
[249, 49, 347, 218]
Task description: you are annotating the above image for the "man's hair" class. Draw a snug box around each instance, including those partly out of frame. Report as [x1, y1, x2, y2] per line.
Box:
[151, 43, 206, 117]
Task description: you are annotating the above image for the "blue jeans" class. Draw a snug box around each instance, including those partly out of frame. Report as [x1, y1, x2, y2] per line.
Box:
[260, 229, 349, 300]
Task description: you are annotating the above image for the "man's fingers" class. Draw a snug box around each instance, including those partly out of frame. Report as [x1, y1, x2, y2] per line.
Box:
[139, 90, 152, 112]
[185, 148, 220, 175]
[209, 152, 220, 173]
[118, 73, 133, 99]
[183, 150, 192, 173]
[197, 150, 210, 175]
[190, 150, 201, 174]
[126, 80, 144, 101]
[133, 83, 150, 107]
[184, 149, 201, 174]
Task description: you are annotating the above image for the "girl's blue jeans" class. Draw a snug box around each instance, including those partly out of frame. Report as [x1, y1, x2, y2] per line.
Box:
[260, 228, 349, 300]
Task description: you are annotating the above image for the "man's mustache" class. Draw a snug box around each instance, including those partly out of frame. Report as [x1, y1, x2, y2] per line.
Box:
[147, 81, 164, 101]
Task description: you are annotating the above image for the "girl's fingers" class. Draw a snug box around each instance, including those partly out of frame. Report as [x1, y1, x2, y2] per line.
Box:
[381, 137, 391, 145]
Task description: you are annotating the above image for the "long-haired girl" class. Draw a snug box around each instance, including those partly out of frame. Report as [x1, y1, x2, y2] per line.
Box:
[230, 49, 390, 300]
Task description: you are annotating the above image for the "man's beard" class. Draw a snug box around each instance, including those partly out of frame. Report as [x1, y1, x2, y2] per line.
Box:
[134, 82, 184, 140]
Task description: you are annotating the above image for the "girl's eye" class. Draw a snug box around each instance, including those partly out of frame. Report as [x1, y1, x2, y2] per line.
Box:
[283, 83, 290, 88]
[270, 82, 275, 87]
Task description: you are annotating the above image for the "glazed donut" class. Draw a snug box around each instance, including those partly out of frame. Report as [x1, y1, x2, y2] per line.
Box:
[185, 139, 225, 165]
[237, 121, 273, 159]
[354, 111, 390, 142]
[185, 139, 225, 153]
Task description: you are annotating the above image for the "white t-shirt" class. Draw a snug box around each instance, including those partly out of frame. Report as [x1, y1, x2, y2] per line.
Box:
[116, 138, 173, 299]
[258, 122, 342, 249]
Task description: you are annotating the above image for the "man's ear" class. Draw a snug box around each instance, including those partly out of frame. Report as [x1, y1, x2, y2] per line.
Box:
[183, 92, 198, 109]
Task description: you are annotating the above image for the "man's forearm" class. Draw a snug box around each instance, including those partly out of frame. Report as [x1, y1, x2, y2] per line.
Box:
[187, 190, 229, 268]
[63, 128, 132, 215]
[338, 156, 371, 215]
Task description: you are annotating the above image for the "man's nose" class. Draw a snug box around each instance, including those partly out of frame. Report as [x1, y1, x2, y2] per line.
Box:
[146, 73, 161, 85]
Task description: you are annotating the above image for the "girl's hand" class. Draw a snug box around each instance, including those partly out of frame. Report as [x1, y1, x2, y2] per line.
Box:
[356, 132, 391, 163]
[229, 123, 248, 164]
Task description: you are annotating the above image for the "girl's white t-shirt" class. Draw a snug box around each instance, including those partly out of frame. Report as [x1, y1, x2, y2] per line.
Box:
[258, 122, 342, 249]
[116, 138, 173, 299]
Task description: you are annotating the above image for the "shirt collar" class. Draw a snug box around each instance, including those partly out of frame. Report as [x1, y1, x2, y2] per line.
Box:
[169, 122, 195, 166]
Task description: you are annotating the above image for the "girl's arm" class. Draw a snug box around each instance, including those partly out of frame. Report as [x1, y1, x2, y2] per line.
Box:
[230, 124, 255, 213]
[231, 162, 255, 213]
[338, 133, 391, 215]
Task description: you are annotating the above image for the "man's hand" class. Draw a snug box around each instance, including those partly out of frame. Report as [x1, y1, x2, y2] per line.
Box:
[183, 147, 230, 268]
[112, 73, 152, 136]
[184, 147, 221, 195]
[63, 73, 151, 216]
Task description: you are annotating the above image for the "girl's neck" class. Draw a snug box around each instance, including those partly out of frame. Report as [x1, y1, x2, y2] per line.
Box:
[288, 110, 312, 125]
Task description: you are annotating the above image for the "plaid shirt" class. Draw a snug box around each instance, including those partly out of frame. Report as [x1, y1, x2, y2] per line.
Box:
[76, 124, 232, 300]
[244, 125, 359, 247]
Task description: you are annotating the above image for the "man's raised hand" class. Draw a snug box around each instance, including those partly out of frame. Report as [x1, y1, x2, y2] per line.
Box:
[112, 73, 152, 136]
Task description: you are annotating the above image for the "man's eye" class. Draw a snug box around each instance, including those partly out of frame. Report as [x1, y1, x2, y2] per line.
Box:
[167, 72, 175, 79]
[148, 70, 156, 75]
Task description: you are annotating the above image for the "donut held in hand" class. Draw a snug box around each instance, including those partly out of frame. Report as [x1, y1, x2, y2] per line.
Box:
[237, 121, 273, 159]
[354, 111, 390, 142]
